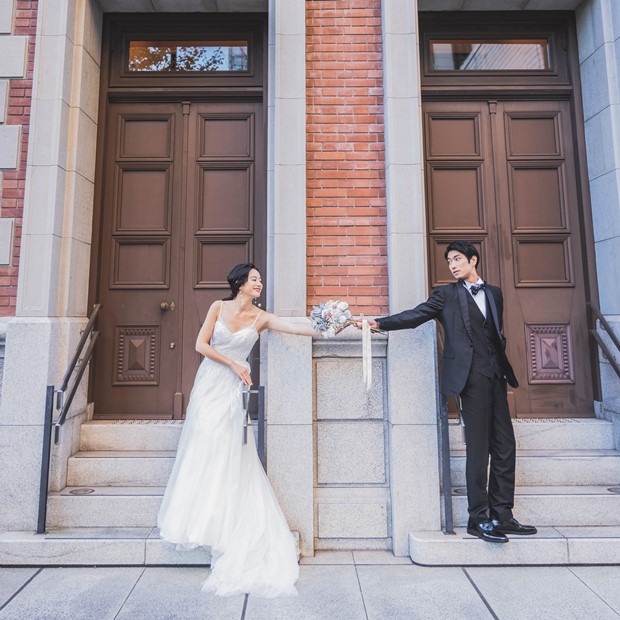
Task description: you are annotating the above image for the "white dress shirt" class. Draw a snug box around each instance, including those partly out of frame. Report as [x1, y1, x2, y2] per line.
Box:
[463, 278, 487, 319]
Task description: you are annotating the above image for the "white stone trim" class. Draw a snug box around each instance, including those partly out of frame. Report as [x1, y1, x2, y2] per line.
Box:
[0, 124, 21, 168]
[0, 80, 8, 122]
[381, 0, 442, 554]
[0, 217, 14, 265]
[0, 36, 28, 78]
[17, 0, 102, 317]
[267, 0, 306, 316]
[382, 0, 428, 312]
[0, 0, 15, 34]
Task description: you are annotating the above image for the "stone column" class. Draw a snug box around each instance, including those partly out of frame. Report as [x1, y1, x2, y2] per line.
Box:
[576, 0, 620, 415]
[381, 0, 442, 554]
[264, 0, 314, 554]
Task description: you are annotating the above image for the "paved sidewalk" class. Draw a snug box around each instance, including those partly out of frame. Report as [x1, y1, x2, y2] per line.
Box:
[1, 551, 619, 619]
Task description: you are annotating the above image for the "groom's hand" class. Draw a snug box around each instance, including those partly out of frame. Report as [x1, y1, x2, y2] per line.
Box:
[354, 318, 379, 330]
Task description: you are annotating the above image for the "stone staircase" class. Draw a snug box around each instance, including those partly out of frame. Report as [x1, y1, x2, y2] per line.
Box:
[409, 418, 620, 565]
[2, 418, 620, 565]
[0, 421, 211, 566]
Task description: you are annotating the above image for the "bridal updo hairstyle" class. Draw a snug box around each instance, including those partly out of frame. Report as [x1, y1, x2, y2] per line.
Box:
[223, 263, 259, 301]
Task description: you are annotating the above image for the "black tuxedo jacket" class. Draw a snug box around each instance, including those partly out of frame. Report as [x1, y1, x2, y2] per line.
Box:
[377, 282, 518, 396]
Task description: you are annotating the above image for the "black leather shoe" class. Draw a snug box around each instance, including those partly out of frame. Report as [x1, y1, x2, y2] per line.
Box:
[492, 518, 537, 536]
[467, 519, 509, 543]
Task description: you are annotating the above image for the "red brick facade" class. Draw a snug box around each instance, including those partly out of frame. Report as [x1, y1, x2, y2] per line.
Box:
[0, 0, 38, 316]
[306, 0, 388, 316]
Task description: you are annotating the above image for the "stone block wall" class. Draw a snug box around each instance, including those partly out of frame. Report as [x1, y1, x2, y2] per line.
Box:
[313, 335, 391, 549]
[577, 0, 620, 405]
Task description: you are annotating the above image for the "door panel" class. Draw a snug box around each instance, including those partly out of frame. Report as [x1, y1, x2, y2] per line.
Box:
[94, 103, 182, 417]
[181, 102, 265, 408]
[495, 101, 592, 416]
[424, 100, 593, 417]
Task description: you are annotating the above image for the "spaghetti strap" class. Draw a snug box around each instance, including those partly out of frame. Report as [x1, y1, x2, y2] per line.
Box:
[218, 300, 224, 319]
[251, 309, 262, 327]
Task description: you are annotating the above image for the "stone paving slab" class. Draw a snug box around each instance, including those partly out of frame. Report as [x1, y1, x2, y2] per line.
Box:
[0, 567, 143, 620]
[0, 568, 38, 607]
[299, 550, 354, 564]
[466, 566, 620, 620]
[244, 565, 366, 620]
[352, 550, 412, 565]
[569, 566, 620, 615]
[115, 567, 244, 620]
[2, 562, 620, 619]
[357, 565, 493, 620]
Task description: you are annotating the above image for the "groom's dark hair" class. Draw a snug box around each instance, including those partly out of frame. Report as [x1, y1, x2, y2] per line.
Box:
[444, 240, 480, 268]
[224, 263, 259, 300]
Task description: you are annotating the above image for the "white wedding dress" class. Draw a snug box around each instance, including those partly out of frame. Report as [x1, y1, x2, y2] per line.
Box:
[157, 306, 299, 597]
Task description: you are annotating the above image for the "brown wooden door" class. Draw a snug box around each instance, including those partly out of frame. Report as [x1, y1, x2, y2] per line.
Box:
[181, 101, 266, 406]
[93, 100, 265, 418]
[424, 99, 594, 417]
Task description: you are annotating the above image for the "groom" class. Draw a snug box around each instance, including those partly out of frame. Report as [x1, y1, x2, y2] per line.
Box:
[363, 241, 536, 543]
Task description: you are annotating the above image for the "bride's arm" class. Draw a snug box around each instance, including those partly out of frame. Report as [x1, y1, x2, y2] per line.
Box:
[258, 312, 320, 337]
[195, 301, 252, 385]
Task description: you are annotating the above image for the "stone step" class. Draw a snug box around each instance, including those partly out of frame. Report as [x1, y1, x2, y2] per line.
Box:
[48, 487, 165, 528]
[50, 485, 620, 530]
[80, 421, 183, 452]
[0, 528, 211, 566]
[82, 419, 614, 453]
[67, 451, 176, 487]
[409, 526, 620, 566]
[447, 486, 620, 527]
[450, 449, 620, 487]
[449, 418, 615, 450]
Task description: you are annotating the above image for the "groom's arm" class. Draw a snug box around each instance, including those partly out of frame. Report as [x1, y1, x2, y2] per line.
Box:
[376, 287, 445, 331]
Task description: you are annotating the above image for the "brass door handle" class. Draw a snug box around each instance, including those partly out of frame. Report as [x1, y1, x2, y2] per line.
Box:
[160, 301, 175, 311]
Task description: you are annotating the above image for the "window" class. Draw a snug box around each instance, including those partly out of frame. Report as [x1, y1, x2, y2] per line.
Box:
[430, 39, 550, 72]
[128, 40, 249, 73]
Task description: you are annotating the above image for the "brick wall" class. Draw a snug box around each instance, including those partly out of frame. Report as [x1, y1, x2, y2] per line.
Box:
[0, 1, 37, 317]
[306, 0, 388, 316]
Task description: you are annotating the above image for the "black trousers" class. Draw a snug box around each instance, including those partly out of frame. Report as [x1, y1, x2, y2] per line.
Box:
[459, 371, 516, 524]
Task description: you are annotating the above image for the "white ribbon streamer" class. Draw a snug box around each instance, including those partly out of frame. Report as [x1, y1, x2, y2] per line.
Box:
[362, 318, 372, 391]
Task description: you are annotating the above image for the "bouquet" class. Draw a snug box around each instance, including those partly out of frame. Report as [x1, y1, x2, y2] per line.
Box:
[310, 300, 384, 391]
[310, 300, 353, 339]
[309, 299, 386, 339]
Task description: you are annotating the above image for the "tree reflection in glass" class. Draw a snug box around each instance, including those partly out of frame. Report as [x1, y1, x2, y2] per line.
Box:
[128, 41, 248, 72]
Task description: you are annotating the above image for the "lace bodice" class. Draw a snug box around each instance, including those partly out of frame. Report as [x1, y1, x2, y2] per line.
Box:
[210, 318, 259, 364]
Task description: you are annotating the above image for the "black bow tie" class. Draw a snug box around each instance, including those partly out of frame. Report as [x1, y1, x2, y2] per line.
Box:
[468, 282, 486, 296]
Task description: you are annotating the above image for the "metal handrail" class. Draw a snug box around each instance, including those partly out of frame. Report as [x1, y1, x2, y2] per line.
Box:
[242, 385, 266, 471]
[53, 303, 101, 444]
[437, 391, 455, 535]
[37, 303, 101, 534]
[588, 302, 620, 381]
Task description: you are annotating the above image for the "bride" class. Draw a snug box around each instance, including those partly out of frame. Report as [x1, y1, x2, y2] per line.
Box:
[157, 263, 322, 598]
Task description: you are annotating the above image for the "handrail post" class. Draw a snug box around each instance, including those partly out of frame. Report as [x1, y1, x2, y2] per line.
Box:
[257, 385, 266, 472]
[37, 385, 55, 534]
[437, 392, 455, 535]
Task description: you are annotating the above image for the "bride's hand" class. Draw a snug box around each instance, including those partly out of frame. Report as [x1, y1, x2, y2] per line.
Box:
[230, 361, 252, 386]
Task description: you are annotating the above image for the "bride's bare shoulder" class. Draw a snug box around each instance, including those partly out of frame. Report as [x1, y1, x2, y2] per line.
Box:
[255, 309, 275, 331]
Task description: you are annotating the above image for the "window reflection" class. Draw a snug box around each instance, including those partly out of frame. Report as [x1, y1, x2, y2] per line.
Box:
[430, 40, 549, 71]
[128, 40, 249, 72]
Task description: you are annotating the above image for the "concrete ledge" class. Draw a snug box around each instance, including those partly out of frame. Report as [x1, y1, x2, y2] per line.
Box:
[409, 527, 620, 566]
[0, 529, 212, 566]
